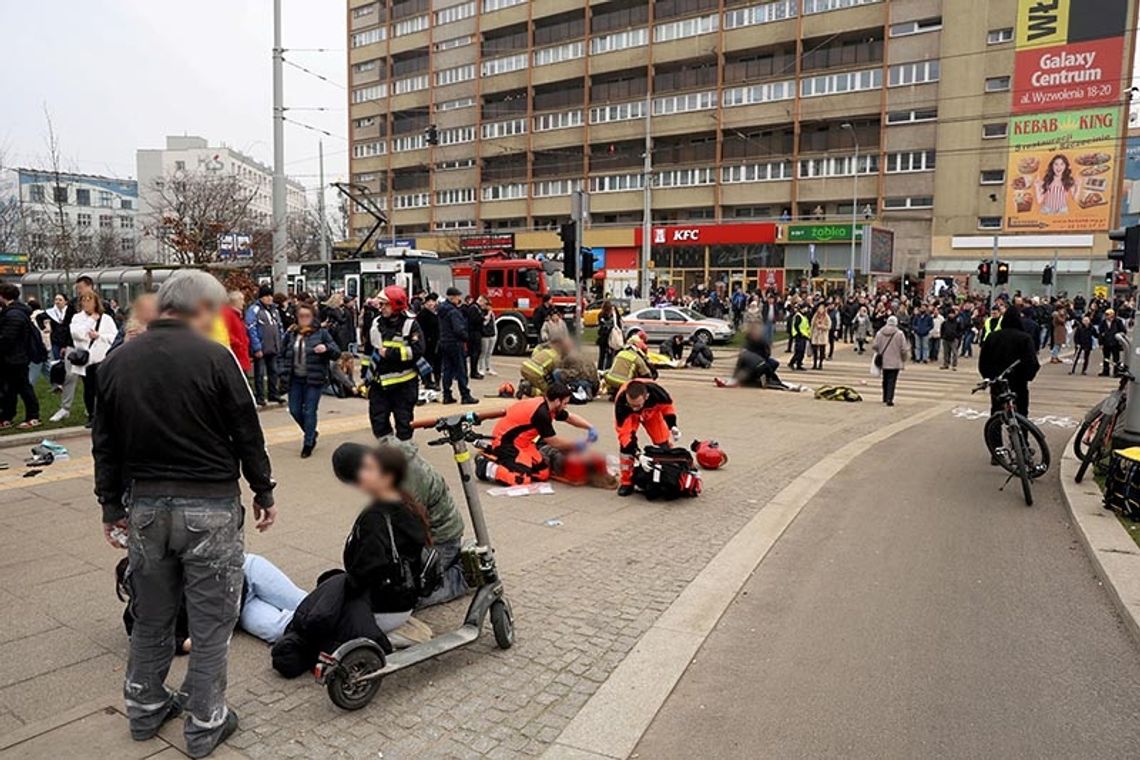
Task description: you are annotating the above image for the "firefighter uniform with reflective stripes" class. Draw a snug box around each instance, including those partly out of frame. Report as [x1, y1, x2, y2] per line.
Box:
[368, 313, 423, 440]
[520, 343, 560, 396]
[603, 345, 655, 396]
[613, 381, 677, 488]
[482, 397, 567, 485]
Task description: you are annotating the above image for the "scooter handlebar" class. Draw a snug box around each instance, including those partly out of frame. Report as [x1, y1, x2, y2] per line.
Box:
[412, 408, 508, 430]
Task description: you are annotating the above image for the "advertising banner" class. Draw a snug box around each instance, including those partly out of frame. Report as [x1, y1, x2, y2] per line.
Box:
[635, 222, 777, 247]
[784, 223, 864, 243]
[1015, 0, 1128, 50]
[755, 267, 785, 294]
[1003, 106, 1121, 232]
[0, 252, 28, 277]
[1119, 135, 1140, 228]
[1012, 36, 1124, 113]
[459, 233, 514, 251]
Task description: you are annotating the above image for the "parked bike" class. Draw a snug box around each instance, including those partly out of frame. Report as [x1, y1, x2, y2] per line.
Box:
[1073, 363, 1134, 483]
[972, 360, 1051, 506]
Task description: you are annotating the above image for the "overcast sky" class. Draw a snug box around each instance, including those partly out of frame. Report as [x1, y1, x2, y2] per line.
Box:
[0, 0, 346, 204]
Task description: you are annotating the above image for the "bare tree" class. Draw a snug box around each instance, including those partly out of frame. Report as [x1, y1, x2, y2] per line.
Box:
[40, 108, 79, 276]
[0, 143, 20, 258]
[141, 168, 266, 265]
[286, 208, 324, 262]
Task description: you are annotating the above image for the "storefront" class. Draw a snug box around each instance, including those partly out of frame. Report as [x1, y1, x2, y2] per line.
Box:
[634, 222, 780, 293]
[926, 234, 1113, 297]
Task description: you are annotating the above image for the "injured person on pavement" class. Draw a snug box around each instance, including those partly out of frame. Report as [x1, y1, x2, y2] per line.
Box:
[714, 324, 788, 390]
[475, 381, 596, 486]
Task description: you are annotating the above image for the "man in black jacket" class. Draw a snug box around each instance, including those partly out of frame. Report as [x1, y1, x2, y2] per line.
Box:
[0, 283, 42, 427]
[978, 309, 1040, 417]
[438, 287, 477, 404]
[94, 270, 276, 759]
[415, 293, 441, 390]
[1098, 308, 1127, 376]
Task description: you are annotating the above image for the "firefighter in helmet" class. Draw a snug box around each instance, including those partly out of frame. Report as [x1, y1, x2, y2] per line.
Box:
[613, 380, 680, 496]
[367, 285, 424, 440]
[603, 330, 656, 397]
[519, 337, 570, 397]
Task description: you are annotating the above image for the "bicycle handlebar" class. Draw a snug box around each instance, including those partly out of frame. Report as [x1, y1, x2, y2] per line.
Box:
[412, 408, 507, 430]
[973, 359, 1022, 393]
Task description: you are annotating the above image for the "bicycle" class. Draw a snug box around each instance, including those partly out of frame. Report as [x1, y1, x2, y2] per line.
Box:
[1073, 363, 1134, 483]
[972, 360, 1051, 506]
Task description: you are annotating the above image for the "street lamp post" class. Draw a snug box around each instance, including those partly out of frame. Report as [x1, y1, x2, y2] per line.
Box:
[841, 123, 858, 296]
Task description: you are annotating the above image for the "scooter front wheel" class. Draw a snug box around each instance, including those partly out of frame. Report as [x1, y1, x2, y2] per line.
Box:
[490, 599, 514, 650]
[327, 648, 384, 710]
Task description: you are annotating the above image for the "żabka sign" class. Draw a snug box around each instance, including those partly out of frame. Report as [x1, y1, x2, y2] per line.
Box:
[634, 223, 777, 247]
[1012, 37, 1123, 113]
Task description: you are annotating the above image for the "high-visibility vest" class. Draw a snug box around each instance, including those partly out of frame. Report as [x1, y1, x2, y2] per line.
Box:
[372, 316, 418, 387]
[606, 347, 649, 387]
[210, 315, 229, 347]
[522, 344, 559, 381]
[982, 316, 1002, 342]
[793, 313, 811, 339]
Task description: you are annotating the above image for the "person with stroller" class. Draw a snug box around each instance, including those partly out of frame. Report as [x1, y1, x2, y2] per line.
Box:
[613, 380, 680, 497]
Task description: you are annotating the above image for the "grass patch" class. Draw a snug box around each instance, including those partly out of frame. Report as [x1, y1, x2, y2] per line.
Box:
[0, 377, 87, 437]
[1090, 463, 1140, 550]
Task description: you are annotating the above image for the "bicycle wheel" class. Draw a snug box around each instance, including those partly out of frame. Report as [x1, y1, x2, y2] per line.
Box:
[1010, 424, 1034, 506]
[986, 414, 1051, 479]
[1075, 411, 1115, 484]
[1014, 414, 1051, 480]
[1073, 413, 1103, 461]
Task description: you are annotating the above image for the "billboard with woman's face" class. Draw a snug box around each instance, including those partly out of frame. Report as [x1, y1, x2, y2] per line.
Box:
[1004, 106, 1121, 232]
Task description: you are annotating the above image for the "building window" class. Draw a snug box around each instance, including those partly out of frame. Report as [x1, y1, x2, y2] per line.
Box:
[590, 28, 648, 55]
[481, 183, 527, 201]
[652, 90, 717, 116]
[721, 160, 793, 183]
[800, 68, 882, 97]
[433, 219, 477, 231]
[437, 158, 477, 171]
[533, 41, 584, 67]
[354, 116, 377, 129]
[589, 172, 645, 193]
[533, 178, 582, 197]
[882, 196, 933, 210]
[393, 192, 430, 209]
[534, 109, 583, 132]
[654, 167, 715, 188]
[437, 96, 475, 111]
[120, 238, 135, 255]
[352, 60, 377, 74]
[435, 187, 476, 205]
[589, 99, 647, 124]
[435, 64, 475, 86]
[28, 184, 45, 202]
[724, 0, 797, 30]
[888, 60, 939, 87]
[653, 13, 718, 43]
[351, 27, 386, 48]
[482, 0, 524, 11]
[120, 216, 134, 229]
[984, 76, 1011, 92]
[352, 4, 376, 19]
[439, 126, 476, 145]
[75, 188, 90, 206]
[886, 108, 937, 124]
[352, 84, 387, 103]
[978, 216, 1002, 229]
[99, 214, 114, 230]
[982, 123, 1008, 139]
[798, 154, 878, 178]
[987, 28, 1013, 44]
[394, 74, 429, 94]
[481, 53, 528, 77]
[723, 80, 794, 107]
[393, 14, 428, 36]
[434, 1, 474, 25]
[885, 150, 936, 173]
[392, 134, 426, 152]
[77, 212, 92, 228]
[980, 169, 1005, 184]
[802, 0, 881, 14]
[889, 17, 941, 36]
[353, 141, 387, 158]
[434, 35, 473, 51]
[53, 186, 68, 204]
[121, 199, 133, 210]
[481, 118, 527, 139]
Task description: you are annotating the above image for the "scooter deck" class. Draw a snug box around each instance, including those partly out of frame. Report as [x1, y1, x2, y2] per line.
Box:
[380, 624, 480, 674]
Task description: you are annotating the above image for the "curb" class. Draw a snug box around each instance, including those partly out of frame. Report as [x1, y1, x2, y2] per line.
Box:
[1059, 431, 1140, 646]
[0, 424, 89, 450]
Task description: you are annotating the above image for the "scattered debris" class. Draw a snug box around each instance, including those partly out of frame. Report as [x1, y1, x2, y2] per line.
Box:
[544, 518, 563, 528]
[486, 482, 555, 497]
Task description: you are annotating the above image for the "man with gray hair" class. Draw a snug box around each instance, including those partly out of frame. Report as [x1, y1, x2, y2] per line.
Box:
[93, 269, 277, 758]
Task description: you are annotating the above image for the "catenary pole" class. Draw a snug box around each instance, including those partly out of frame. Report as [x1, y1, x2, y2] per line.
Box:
[271, 0, 288, 293]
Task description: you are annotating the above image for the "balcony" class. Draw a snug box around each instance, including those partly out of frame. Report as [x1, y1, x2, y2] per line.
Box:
[480, 0, 529, 30]
[722, 0, 798, 53]
[801, 0, 887, 38]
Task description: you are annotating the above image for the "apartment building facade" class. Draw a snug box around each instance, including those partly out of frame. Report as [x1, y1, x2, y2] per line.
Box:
[346, 0, 1135, 295]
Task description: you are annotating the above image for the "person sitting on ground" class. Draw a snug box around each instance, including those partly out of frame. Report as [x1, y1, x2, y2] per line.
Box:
[603, 331, 656, 397]
[336, 443, 440, 645]
[661, 335, 685, 362]
[475, 381, 596, 486]
[685, 336, 714, 368]
[519, 337, 569, 397]
[714, 323, 787, 390]
[333, 437, 468, 608]
[613, 380, 680, 497]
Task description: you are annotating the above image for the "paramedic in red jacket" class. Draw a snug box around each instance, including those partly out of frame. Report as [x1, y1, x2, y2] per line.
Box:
[476, 381, 596, 486]
[614, 380, 680, 496]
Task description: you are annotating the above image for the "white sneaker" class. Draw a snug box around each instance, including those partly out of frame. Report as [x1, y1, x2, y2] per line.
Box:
[49, 409, 69, 423]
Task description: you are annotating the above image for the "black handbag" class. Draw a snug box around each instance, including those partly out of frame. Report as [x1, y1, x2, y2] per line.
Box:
[67, 315, 102, 367]
[385, 514, 441, 597]
[874, 332, 896, 369]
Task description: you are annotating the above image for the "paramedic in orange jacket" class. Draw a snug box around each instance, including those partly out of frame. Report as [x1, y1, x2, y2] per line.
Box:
[476, 381, 596, 486]
[614, 380, 680, 496]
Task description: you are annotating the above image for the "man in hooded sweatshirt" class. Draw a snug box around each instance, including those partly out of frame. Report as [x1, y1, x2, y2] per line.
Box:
[978, 309, 1040, 417]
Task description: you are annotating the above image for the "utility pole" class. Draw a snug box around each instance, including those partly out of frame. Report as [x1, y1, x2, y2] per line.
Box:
[318, 140, 329, 263]
[841, 123, 858, 296]
[572, 189, 589, 338]
[271, 0, 288, 293]
[991, 234, 999, 305]
[640, 93, 652, 300]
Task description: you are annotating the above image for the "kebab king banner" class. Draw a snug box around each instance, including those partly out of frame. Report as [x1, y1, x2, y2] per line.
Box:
[1004, 0, 1130, 232]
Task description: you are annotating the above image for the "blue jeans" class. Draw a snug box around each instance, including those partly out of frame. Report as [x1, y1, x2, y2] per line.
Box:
[239, 554, 306, 643]
[916, 334, 930, 362]
[287, 378, 322, 447]
[961, 329, 975, 357]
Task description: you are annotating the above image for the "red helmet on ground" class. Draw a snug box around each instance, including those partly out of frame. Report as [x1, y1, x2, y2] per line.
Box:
[691, 439, 728, 470]
[497, 382, 516, 398]
[381, 285, 409, 313]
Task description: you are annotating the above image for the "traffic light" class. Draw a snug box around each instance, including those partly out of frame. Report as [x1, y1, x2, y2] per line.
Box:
[1041, 265, 1053, 286]
[560, 222, 577, 279]
[996, 260, 1010, 285]
[977, 261, 991, 285]
[424, 124, 439, 145]
[580, 247, 595, 281]
[1108, 225, 1140, 271]
[810, 260, 820, 278]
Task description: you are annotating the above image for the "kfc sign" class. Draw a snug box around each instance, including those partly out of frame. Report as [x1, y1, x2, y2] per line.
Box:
[637, 223, 776, 247]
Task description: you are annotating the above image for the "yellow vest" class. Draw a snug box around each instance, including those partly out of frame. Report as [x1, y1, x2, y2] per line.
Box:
[606, 347, 649, 387]
[982, 316, 1002, 342]
[793, 313, 811, 339]
[522, 344, 559, 380]
[210, 315, 229, 347]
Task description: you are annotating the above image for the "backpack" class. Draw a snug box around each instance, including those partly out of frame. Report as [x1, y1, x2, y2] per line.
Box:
[814, 384, 863, 402]
[26, 320, 48, 364]
[632, 445, 702, 500]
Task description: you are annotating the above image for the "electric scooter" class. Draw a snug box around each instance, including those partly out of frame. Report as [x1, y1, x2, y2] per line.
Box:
[314, 409, 515, 711]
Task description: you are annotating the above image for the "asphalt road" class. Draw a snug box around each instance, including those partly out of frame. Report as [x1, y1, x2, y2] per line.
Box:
[635, 413, 1140, 759]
